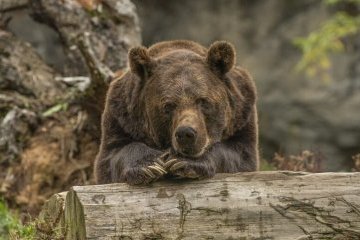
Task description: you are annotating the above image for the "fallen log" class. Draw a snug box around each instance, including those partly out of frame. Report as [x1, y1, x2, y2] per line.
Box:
[37, 171, 360, 239]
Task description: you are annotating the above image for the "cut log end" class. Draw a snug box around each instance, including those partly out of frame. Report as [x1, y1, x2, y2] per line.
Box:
[38, 171, 360, 239]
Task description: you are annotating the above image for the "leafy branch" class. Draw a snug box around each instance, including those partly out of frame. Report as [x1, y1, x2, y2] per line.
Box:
[294, 1, 360, 79]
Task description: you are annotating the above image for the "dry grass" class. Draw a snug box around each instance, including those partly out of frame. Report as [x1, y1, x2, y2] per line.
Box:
[271, 150, 323, 172]
[352, 154, 360, 172]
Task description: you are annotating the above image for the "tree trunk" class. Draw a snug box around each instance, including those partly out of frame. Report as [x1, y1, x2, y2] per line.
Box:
[37, 171, 360, 239]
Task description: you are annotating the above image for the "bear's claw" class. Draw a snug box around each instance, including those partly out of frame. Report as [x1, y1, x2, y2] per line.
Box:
[163, 158, 179, 169]
[164, 158, 187, 171]
[164, 158, 202, 179]
[140, 161, 168, 182]
[158, 150, 171, 161]
[169, 161, 187, 172]
[137, 150, 171, 183]
[154, 159, 165, 167]
[141, 167, 156, 178]
[148, 165, 167, 175]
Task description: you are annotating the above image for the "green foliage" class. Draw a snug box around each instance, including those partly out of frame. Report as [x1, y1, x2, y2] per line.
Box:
[294, 11, 360, 79]
[295, 0, 360, 80]
[0, 200, 36, 240]
[42, 102, 68, 117]
[324, 0, 360, 5]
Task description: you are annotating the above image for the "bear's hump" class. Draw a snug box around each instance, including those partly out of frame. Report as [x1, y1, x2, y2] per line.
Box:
[148, 40, 207, 58]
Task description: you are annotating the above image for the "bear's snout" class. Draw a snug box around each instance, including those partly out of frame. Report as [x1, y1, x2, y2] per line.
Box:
[172, 109, 209, 158]
[174, 124, 202, 156]
[175, 126, 197, 147]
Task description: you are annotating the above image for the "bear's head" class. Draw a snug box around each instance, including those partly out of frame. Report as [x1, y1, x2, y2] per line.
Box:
[127, 41, 255, 158]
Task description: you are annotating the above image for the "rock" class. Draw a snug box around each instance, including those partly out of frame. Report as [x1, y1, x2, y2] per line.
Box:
[0, 0, 28, 11]
[0, 30, 65, 108]
[30, 0, 141, 75]
[0, 107, 38, 164]
[0, 0, 142, 216]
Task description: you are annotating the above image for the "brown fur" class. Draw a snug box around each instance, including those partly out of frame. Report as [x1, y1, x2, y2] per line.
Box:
[94, 40, 259, 184]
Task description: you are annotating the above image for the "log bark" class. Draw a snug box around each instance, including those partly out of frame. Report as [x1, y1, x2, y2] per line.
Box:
[38, 171, 360, 239]
[36, 192, 68, 239]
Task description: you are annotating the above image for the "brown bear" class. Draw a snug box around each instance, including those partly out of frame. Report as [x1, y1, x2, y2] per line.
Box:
[94, 40, 258, 185]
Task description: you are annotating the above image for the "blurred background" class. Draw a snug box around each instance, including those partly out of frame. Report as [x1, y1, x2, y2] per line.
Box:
[0, 0, 359, 238]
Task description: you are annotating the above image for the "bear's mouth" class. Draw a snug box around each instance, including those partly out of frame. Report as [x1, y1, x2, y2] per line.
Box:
[172, 137, 210, 158]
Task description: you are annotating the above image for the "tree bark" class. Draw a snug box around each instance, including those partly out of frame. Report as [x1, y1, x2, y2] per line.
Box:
[38, 171, 360, 240]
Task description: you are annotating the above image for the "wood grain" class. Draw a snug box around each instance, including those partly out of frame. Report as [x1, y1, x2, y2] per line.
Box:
[39, 171, 360, 239]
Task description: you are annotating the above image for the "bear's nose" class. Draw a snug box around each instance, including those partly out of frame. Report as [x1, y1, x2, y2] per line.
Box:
[175, 126, 197, 145]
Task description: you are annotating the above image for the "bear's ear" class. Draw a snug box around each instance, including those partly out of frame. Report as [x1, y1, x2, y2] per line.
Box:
[128, 46, 154, 80]
[206, 41, 236, 75]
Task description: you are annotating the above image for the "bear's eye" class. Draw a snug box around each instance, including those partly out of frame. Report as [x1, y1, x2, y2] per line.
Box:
[197, 98, 212, 112]
[163, 102, 177, 114]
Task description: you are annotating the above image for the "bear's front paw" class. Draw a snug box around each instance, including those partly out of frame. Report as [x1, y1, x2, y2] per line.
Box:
[122, 159, 167, 185]
[164, 158, 215, 179]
